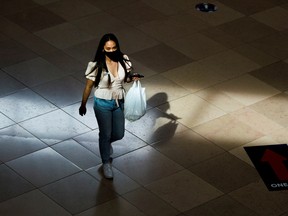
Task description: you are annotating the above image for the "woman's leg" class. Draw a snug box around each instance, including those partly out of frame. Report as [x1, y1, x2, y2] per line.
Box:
[94, 98, 113, 164]
[111, 99, 125, 142]
[93, 98, 125, 164]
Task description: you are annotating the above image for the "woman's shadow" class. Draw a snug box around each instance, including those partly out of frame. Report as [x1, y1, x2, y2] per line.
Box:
[148, 92, 181, 142]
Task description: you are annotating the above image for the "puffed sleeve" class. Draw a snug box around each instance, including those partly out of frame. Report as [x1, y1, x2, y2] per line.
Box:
[123, 55, 133, 72]
[85, 61, 97, 81]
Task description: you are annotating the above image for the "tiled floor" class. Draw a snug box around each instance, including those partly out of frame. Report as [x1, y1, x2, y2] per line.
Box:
[1, 0, 288, 215]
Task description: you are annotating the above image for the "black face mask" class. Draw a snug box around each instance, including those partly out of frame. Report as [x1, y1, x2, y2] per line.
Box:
[105, 50, 121, 62]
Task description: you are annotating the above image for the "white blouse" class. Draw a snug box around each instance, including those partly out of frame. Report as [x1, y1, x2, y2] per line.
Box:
[85, 55, 132, 100]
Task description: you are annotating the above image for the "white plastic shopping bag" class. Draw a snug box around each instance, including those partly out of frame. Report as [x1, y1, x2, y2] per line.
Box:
[124, 80, 146, 121]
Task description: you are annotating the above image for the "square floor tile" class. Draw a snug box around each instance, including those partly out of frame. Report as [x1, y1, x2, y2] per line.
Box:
[113, 27, 159, 55]
[195, 86, 245, 113]
[0, 32, 8, 41]
[0, 125, 47, 162]
[40, 172, 117, 214]
[84, 0, 136, 10]
[6, 147, 80, 187]
[0, 39, 37, 68]
[52, 139, 101, 170]
[35, 22, 95, 50]
[249, 93, 288, 127]
[218, 17, 277, 43]
[63, 38, 100, 64]
[19, 109, 90, 145]
[217, 0, 276, 15]
[71, 69, 88, 84]
[198, 50, 260, 80]
[125, 57, 158, 79]
[200, 27, 245, 49]
[141, 0, 195, 15]
[0, 0, 38, 16]
[123, 187, 180, 216]
[3, 57, 69, 87]
[230, 180, 288, 216]
[233, 44, 278, 67]
[0, 164, 35, 202]
[130, 44, 193, 73]
[189, 153, 260, 193]
[137, 12, 209, 43]
[212, 74, 280, 106]
[0, 113, 14, 129]
[168, 10, 212, 31]
[32, 76, 85, 107]
[248, 32, 288, 60]
[158, 94, 226, 128]
[10, 31, 57, 55]
[192, 114, 263, 150]
[0, 70, 25, 97]
[184, 195, 258, 216]
[268, 127, 288, 144]
[249, 61, 288, 91]
[0, 190, 71, 216]
[167, 33, 227, 60]
[152, 130, 224, 168]
[251, 6, 288, 31]
[0, 14, 29, 32]
[34, 0, 59, 4]
[73, 130, 99, 155]
[74, 197, 146, 216]
[5, 6, 66, 32]
[231, 107, 284, 135]
[45, 0, 101, 21]
[71, 12, 127, 37]
[108, 130, 148, 158]
[62, 99, 98, 130]
[0, 88, 57, 122]
[0, 19, 58, 55]
[146, 170, 223, 212]
[142, 74, 190, 107]
[283, 3, 288, 10]
[107, 1, 166, 26]
[125, 108, 189, 144]
[113, 146, 183, 185]
[87, 165, 140, 195]
[269, 0, 288, 5]
[281, 212, 288, 216]
[162, 62, 228, 93]
[41, 50, 84, 74]
[74, 129, 147, 158]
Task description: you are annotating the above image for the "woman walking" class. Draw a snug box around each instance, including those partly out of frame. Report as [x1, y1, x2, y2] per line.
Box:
[79, 33, 137, 179]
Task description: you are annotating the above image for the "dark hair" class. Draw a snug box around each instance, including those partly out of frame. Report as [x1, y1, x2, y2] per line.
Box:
[90, 33, 131, 87]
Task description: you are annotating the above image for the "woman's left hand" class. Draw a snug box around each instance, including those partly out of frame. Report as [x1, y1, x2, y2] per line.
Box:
[132, 76, 140, 81]
[131, 73, 144, 81]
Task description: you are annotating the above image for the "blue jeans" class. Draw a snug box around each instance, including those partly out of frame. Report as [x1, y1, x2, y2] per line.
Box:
[93, 97, 125, 163]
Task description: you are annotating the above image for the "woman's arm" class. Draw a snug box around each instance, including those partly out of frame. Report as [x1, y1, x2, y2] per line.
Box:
[79, 79, 94, 116]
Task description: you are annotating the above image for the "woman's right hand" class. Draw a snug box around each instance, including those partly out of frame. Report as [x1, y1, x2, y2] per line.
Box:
[79, 79, 94, 116]
[79, 105, 87, 116]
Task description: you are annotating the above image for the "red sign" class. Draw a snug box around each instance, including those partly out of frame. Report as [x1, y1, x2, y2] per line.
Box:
[244, 144, 288, 191]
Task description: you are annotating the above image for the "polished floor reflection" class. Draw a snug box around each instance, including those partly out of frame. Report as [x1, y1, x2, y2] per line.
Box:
[1, 0, 288, 215]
